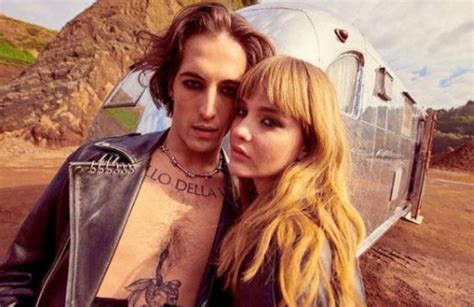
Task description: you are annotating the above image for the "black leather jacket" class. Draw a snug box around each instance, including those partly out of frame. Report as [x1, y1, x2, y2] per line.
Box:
[0, 131, 238, 307]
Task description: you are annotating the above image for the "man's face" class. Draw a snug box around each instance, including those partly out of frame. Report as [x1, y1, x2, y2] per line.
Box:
[168, 32, 247, 155]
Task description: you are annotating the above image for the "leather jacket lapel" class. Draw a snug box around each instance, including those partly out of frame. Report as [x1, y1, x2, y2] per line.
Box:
[66, 158, 149, 306]
[63, 131, 168, 306]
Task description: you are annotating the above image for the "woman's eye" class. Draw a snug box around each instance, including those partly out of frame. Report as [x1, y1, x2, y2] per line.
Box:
[221, 86, 237, 98]
[183, 80, 202, 89]
[262, 118, 281, 128]
[235, 107, 247, 117]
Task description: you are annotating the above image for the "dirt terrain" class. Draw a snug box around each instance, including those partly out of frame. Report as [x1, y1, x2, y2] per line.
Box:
[360, 168, 474, 306]
[0, 136, 76, 250]
[431, 139, 474, 172]
[0, 139, 473, 306]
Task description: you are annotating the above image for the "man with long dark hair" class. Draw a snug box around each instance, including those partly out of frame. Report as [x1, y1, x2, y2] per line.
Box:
[0, 3, 274, 306]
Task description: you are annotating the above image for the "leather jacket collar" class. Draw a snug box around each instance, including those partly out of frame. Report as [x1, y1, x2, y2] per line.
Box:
[92, 131, 164, 164]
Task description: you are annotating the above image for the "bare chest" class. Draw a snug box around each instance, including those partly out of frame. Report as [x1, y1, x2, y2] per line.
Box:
[97, 171, 225, 306]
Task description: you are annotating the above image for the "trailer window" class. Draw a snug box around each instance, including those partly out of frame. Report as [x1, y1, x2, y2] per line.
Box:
[375, 67, 393, 101]
[103, 69, 151, 108]
[326, 53, 364, 117]
[402, 92, 415, 136]
[87, 69, 171, 141]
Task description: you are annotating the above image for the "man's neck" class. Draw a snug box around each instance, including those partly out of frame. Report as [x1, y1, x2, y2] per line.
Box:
[159, 129, 222, 176]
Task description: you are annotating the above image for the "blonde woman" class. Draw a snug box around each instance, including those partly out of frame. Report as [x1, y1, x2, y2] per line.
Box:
[217, 55, 366, 307]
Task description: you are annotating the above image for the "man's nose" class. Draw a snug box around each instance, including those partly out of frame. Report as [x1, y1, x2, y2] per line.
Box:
[199, 88, 218, 120]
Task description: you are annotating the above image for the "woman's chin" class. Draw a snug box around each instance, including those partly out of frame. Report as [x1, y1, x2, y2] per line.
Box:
[229, 164, 251, 178]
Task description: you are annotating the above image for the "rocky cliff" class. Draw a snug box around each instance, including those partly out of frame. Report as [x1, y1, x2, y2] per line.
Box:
[0, 0, 191, 146]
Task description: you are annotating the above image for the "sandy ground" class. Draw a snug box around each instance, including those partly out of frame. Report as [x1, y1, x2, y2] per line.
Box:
[0, 138, 473, 306]
[0, 136, 76, 251]
[360, 168, 474, 306]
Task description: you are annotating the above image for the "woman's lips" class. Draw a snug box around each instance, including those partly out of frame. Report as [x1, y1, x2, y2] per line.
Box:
[231, 145, 250, 160]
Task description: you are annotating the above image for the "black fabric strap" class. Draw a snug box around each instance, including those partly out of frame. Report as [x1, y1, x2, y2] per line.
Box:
[91, 297, 128, 307]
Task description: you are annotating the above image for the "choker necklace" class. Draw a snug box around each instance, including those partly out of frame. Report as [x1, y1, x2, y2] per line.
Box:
[159, 144, 223, 180]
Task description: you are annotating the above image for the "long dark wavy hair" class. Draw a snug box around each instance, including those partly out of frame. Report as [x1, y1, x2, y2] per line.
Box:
[133, 2, 275, 115]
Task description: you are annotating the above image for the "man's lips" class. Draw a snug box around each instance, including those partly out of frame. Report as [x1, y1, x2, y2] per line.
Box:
[192, 124, 218, 132]
[231, 145, 250, 160]
[192, 124, 218, 138]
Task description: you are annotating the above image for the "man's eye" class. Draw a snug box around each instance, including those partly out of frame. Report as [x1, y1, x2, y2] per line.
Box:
[183, 80, 202, 89]
[221, 86, 237, 98]
[235, 107, 247, 117]
[262, 118, 281, 128]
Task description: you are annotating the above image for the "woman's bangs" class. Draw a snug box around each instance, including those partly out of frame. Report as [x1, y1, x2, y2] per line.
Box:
[238, 56, 312, 127]
[266, 60, 309, 123]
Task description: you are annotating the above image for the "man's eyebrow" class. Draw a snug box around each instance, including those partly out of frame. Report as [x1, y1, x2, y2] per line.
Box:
[177, 71, 241, 85]
[177, 71, 205, 80]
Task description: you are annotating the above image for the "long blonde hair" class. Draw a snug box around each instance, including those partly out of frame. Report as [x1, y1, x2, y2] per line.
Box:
[218, 55, 366, 306]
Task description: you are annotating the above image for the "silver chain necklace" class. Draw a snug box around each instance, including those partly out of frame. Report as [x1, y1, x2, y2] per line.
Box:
[159, 144, 223, 180]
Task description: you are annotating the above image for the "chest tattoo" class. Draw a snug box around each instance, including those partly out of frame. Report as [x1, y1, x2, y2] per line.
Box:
[146, 166, 225, 198]
[126, 242, 181, 306]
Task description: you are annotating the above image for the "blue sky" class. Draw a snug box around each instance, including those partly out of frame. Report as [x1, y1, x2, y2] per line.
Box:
[1, 0, 473, 110]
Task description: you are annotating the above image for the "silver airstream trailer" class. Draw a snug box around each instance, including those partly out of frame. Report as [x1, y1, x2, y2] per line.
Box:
[88, 2, 434, 255]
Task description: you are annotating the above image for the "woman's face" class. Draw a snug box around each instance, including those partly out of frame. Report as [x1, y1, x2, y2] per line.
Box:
[229, 89, 305, 186]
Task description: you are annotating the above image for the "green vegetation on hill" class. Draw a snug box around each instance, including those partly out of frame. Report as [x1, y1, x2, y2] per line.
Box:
[0, 15, 57, 67]
[432, 101, 474, 153]
[432, 131, 470, 153]
[0, 40, 35, 65]
[436, 104, 474, 135]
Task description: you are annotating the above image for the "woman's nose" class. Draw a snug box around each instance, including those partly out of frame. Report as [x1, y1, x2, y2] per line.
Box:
[231, 119, 252, 142]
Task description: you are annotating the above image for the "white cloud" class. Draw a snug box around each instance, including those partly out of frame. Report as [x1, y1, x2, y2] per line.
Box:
[0, 0, 95, 30]
[261, 0, 474, 109]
